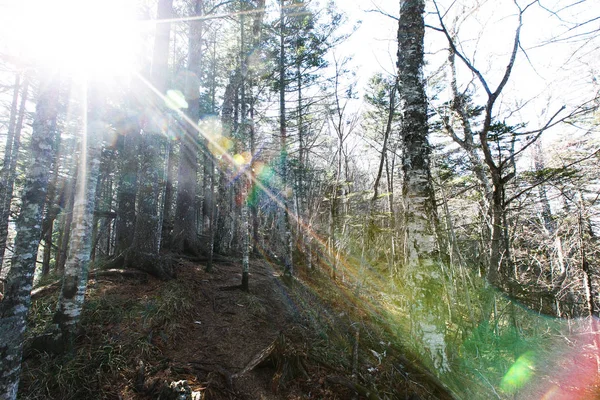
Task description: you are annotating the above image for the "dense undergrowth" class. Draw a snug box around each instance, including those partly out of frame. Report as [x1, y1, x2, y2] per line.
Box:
[19, 250, 600, 399]
[21, 277, 198, 399]
[300, 242, 600, 399]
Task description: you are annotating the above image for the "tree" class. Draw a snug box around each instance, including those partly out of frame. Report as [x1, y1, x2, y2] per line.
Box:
[278, 0, 294, 277]
[398, 0, 438, 267]
[53, 84, 104, 351]
[125, 0, 174, 279]
[0, 73, 29, 273]
[173, 0, 203, 255]
[0, 73, 60, 400]
[432, 0, 593, 286]
[363, 73, 400, 269]
[326, 56, 359, 280]
[397, 0, 449, 373]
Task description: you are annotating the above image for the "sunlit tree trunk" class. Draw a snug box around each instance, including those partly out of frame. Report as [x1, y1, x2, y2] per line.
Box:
[41, 136, 62, 276]
[0, 74, 29, 274]
[239, 0, 266, 288]
[215, 72, 238, 256]
[279, 0, 293, 276]
[240, 1, 250, 290]
[55, 167, 77, 273]
[126, 0, 173, 278]
[370, 79, 397, 264]
[53, 86, 103, 351]
[397, 0, 449, 373]
[174, 0, 203, 255]
[385, 150, 398, 275]
[398, 0, 438, 265]
[0, 74, 60, 400]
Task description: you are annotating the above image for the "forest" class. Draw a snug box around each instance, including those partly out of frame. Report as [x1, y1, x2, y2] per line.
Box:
[0, 0, 599, 398]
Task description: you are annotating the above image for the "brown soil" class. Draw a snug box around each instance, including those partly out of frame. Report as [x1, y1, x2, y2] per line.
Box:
[143, 258, 301, 400]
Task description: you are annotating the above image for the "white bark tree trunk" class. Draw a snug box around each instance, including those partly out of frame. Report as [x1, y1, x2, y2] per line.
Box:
[0, 74, 60, 400]
[397, 0, 449, 373]
[53, 86, 104, 350]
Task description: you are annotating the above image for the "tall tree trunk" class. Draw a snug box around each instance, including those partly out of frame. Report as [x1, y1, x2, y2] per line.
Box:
[215, 73, 238, 255]
[397, 0, 448, 373]
[174, 0, 203, 255]
[398, 0, 438, 265]
[240, 2, 250, 290]
[239, 0, 265, 289]
[370, 80, 397, 253]
[279, 0, 293, 276]
[385, 150, 397, 275]
[488, 172, 504, 285]
[206, 34, 218, 272]
[296, 60, 304, 244]
[41, 134, 62, 277]
[0, 74, 60, 400]
[126, 0, 173, 278]
[114, 125, 139, 255]
[55, 168, 77, 273]
[161, 140, 177, 249]
[53, 85, 103, 351]
[0, 75, 29, 273]
[250, 99, 259, 255]
[250, 0, 265, 256]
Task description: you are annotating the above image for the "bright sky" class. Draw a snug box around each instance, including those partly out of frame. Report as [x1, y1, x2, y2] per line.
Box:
[0, 0, 596, 137]
[339, 0, 599, 142]
[0, 0, 141, 79]
[338, 0, 399, 89]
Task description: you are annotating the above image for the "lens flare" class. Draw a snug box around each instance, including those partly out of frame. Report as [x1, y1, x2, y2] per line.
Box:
[500, 351, 536, 394]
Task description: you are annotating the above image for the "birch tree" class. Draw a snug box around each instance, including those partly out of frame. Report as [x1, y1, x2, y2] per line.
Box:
[53, 85, 104, 351]
[397, 0, 449, 373]
[398, 0, 438, 266]
[0, 73, 60, 400]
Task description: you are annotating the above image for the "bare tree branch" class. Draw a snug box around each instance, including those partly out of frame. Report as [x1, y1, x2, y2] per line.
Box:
[365, 8, 398, 21]
[500, 105, 566, 166]
[506, 148, 600, 205]
[432, 0, 492, 97]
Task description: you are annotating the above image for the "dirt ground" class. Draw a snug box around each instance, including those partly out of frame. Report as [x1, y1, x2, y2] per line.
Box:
[149, 259, 300, 399]
[113, 257, 339, 400]
[21, 255, 454, 400]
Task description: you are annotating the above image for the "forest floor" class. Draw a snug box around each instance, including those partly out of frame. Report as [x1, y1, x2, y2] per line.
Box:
[20, 255, 454, 400]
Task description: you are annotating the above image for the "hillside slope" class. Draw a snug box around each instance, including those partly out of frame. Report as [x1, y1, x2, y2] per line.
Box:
[21, 257, 454, 400]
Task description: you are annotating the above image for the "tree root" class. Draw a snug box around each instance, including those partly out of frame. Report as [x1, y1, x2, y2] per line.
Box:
[230, 332, 309, 393]
[31, 268, 148, 299]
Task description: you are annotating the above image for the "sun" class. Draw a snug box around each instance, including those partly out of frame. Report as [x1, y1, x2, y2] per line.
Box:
[1, 0, 141, 79]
